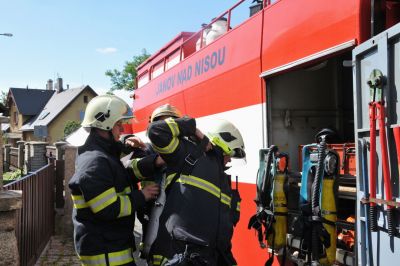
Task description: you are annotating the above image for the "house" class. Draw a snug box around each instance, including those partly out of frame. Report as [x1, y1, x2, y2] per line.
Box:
[0, 102, 10, 134]
[6, 78, 97, 144]
[6, 86, 55, 145]
[1, 123, 10, 134]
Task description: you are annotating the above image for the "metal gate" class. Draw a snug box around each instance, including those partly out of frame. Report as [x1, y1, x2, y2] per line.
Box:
[4, 163, 55, 266]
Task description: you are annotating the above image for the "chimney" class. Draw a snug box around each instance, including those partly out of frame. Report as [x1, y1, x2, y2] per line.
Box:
[46, 79, 53, 90]
[56, 77, 63, 93]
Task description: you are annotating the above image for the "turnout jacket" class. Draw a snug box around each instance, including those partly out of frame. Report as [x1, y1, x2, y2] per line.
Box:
[148, 117, 240, 265]
[69, 131, 157, 265]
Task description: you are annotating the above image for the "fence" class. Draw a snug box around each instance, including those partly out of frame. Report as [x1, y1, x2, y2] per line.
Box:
[54, 159, 65, 208]
[10, 147, 19, 170]
[4, 163, 55, 266]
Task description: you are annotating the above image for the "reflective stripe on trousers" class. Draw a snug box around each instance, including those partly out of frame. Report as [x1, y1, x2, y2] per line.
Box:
[152, 254, 167, 266]
[79, 247, 135, 266]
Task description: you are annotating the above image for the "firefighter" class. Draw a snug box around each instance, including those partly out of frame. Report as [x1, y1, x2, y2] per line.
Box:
[147, 116, 245, 266]
[69, 95, 161, 266]
[149, 103, 182, 123]
[132, 104, 182, 260]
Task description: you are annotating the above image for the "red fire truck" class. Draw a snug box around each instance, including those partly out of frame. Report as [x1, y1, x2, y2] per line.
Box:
[130, 0, 400, 265]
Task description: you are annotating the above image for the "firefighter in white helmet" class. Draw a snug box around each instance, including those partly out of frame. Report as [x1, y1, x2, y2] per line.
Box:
[69, 95, 161, 266]
[147, 114, 244, 266]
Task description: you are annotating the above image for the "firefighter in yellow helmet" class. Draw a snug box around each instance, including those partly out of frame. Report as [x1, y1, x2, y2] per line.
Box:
[135, 104, 182, 260]
[147, 114, 244, 266]
[149, 103, 182, 123]
[69, 95, 161, 266]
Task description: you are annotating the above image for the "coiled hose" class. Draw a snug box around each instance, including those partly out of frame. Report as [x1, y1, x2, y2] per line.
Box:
[311, 136, 327, 264]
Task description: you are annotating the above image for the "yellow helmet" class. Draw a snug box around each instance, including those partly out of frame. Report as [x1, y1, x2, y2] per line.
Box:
[206, 119, 246, 159]
[81, 95, 134, 131]
[150, 104, 181, 123]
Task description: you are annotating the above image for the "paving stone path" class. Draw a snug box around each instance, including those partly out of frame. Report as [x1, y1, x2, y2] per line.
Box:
[35, 235, 79, 266]
[35, 212, 146, 266]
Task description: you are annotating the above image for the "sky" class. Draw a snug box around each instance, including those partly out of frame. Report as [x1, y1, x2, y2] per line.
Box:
[0, 0, 249, 101]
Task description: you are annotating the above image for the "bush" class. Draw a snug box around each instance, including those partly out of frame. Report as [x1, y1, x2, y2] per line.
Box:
[64, 120, 81, 138]
[3, 169, 22, 184]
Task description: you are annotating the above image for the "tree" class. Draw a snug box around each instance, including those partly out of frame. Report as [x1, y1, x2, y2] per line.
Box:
[0, 90, 7, 106]
[0, 90, 9, 116]
[64, 120, 81, 138]
[105, 49, 150, 91]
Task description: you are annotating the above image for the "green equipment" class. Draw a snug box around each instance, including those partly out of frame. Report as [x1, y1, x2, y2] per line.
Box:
[248, 145, 289, 266]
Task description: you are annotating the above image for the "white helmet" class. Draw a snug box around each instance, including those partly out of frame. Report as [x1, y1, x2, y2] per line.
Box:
[206, 119, 246, 159]
[81, 95, 134, 131]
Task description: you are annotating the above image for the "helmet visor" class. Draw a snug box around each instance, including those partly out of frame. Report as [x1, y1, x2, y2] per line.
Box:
[119, 107, 135, 125]
[119, 118, 133, 125]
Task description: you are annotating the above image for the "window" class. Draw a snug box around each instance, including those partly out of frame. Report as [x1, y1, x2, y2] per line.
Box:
[137, 72, 149, 88]
[84, 96, 88, 103]
[14, 111, 18, 125]
[80, 111, 85, 121]
[39, 112, 50, 120]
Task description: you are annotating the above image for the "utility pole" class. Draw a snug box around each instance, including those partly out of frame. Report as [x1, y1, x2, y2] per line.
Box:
[0, 116, 10, 189]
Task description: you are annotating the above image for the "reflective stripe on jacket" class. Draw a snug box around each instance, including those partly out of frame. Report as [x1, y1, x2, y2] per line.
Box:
[165, 173, 232, 207]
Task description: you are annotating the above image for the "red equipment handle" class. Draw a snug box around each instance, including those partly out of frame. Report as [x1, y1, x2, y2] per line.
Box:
[377, 102, 396, 237]
[368, 102, 379, 232]
[393, 126, 400, 178]
[377, 103, 393, 209]
[369, 103, 377, 204]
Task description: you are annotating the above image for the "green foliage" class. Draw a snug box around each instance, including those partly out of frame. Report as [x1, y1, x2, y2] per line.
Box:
[64, 120, 81, 138]
[0, 90, 7, 106]
[0, 90, 9, 115]
[3, 169, 22, 183]
[105, 49, 150, 91]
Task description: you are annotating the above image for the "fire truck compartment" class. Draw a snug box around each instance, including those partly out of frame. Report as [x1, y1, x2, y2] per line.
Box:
[265, 52, 354, 174]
